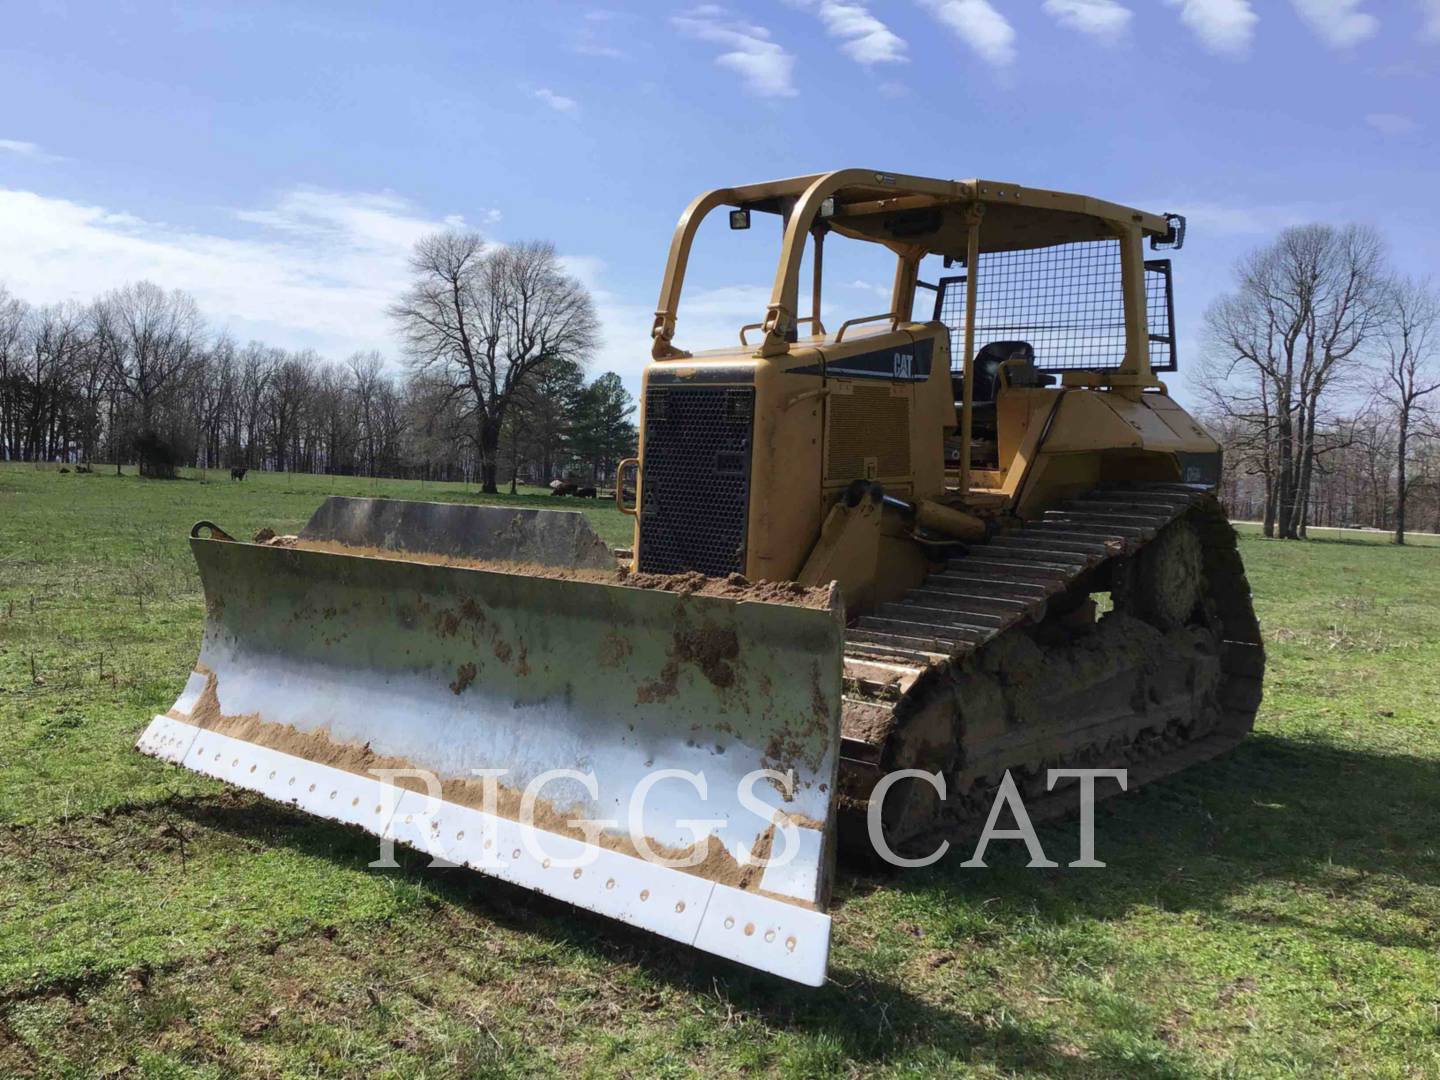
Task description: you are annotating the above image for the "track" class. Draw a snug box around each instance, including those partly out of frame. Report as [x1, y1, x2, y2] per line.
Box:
[835, 482, 1265, 856]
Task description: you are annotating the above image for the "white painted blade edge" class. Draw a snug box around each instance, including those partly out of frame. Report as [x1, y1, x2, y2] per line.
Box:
[136, 716, 831, 986]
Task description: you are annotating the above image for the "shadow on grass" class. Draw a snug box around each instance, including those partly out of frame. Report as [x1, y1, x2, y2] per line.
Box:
[153, 730, 1439, 1077]
[154, 792, 1153, 1076]
[872, 733, 1440, 952]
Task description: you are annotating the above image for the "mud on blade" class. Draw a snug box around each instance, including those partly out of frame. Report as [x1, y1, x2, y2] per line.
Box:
[138, 498, 844, 985]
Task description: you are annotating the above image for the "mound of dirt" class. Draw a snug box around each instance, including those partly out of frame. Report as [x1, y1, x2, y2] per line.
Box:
[255, 535, 834, 608]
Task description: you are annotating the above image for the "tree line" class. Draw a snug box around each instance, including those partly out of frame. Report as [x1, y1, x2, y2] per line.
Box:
[1194, 224, 1440, 545]
[0, 232, 637, 490]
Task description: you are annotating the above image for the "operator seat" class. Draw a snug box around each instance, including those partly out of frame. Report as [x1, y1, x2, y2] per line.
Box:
[949, 341, 1052, 470]
[950, 341, 1051, 421]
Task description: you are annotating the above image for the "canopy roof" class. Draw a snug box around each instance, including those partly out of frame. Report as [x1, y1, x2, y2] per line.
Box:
[722, 171, 1173, 259]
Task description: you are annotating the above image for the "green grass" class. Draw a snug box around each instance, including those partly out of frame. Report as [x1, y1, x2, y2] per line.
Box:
[3, 462, 1439, 1078]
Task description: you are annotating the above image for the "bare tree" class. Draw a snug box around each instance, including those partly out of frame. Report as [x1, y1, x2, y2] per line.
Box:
[20, 302, 90, 461]
[0, 286, 31, 460]
[1374, 276, 1440, 544]
[309, 360, 357, 473]
[193, 334, 237, 469]
[1198, 224, 1386, 538]
[234, 343, 274, 467]
[348, 350, 385, 476]
[94, 281, 205, 476]
[390, 233, 599, 492]
[264, 350, 314, 472]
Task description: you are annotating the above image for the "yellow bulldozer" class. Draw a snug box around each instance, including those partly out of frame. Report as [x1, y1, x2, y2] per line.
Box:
[137, 169, 1264, 987]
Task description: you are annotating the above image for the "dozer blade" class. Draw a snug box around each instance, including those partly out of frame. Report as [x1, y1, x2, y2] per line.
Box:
[138, 498, 843, 985]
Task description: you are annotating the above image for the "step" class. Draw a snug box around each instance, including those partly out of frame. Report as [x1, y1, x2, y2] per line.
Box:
[1033, 520, 1151, 539]
[1076, 490, 1193, 508]
[975, 541, 1096, 564]
[921, 575, 1051, 598]
[878, 602, 1007, 629]
[990, 535, 1116, 556]
[904, 588, 1036, 614]
[1058, 503, 1178, 523]
[845, 628, 956, 662]
[855, 616, 991, 644]
[939, 559, 1075, 583]
[1044, 510, 1171, 529]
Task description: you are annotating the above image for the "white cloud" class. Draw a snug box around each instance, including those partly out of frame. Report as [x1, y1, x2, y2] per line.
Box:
[1424, 0, 1440, 41]
[918, 0, 1017, 67]
[554, 254, 647, 387]
[559, 255, 775, 394]
[1365, 112, 1419, 136]
[0, 139, 64, 163]
[671, 7, 798, 97]
[534, 87, 579, 112]
[1290, 0, 1378, 47]
[1043, 0, 1133, 43]
[793, 1, 908, 65]
[0, 183, 662, 401]
[572, 39, 627, 58]
[0, 186, 491, 360]
[571, 10, 630, 58]
[846, 278, 891, 299]
[1165, 0, 1259, 57]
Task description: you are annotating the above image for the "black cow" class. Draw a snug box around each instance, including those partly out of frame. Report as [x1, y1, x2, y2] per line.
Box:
[231, 466, 248, 481]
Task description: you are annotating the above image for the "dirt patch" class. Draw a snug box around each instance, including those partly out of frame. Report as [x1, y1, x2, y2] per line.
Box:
[677, 626, 740, 689]
[636, 624, 741, 704]
[635, 665, 679, 705]
[449, 663, 477, 695]
[596, 631, 632, 668]
[270, 537, 833, 608]
[840, 702, 894, 744]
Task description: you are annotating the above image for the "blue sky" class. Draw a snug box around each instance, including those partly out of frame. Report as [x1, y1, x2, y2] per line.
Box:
[1, 0, 1437, 406]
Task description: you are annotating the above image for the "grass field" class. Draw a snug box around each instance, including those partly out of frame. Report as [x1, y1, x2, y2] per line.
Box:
[3, 462, 1438, 1078]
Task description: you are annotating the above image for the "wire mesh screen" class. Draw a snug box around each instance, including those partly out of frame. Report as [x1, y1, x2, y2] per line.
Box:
[1145, 259, 1177, 372]
[933, 240, 1176, 375]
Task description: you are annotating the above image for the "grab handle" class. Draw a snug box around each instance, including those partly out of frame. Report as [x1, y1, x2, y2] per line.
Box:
[616, 459, 640, 516]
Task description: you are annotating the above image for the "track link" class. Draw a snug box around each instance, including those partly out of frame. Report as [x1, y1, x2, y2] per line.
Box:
[836, 482, 1265, 856]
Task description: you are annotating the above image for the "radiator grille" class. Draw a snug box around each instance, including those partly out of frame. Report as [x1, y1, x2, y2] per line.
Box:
[827, 384, 910, 480]
[638, 386, 754, 577]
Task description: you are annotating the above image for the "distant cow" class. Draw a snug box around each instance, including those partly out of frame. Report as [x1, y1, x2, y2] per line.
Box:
[575, 486, 597, 498]
[231, 466, 248, 481]
[550, 482, 576, 497]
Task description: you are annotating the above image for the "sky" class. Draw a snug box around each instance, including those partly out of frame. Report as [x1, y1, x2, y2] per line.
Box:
[2, 0, 1438, 408]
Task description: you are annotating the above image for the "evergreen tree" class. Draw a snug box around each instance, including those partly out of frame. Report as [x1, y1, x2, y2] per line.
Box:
[571, 372, 637, 484]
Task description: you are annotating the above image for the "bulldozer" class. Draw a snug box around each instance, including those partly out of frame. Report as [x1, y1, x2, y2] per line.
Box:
[137, 169, 1264, 987]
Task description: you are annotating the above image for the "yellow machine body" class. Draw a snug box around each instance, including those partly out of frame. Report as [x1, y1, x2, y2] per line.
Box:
[627, 168, 1219, 613]
[140, 169, 1258, 991]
